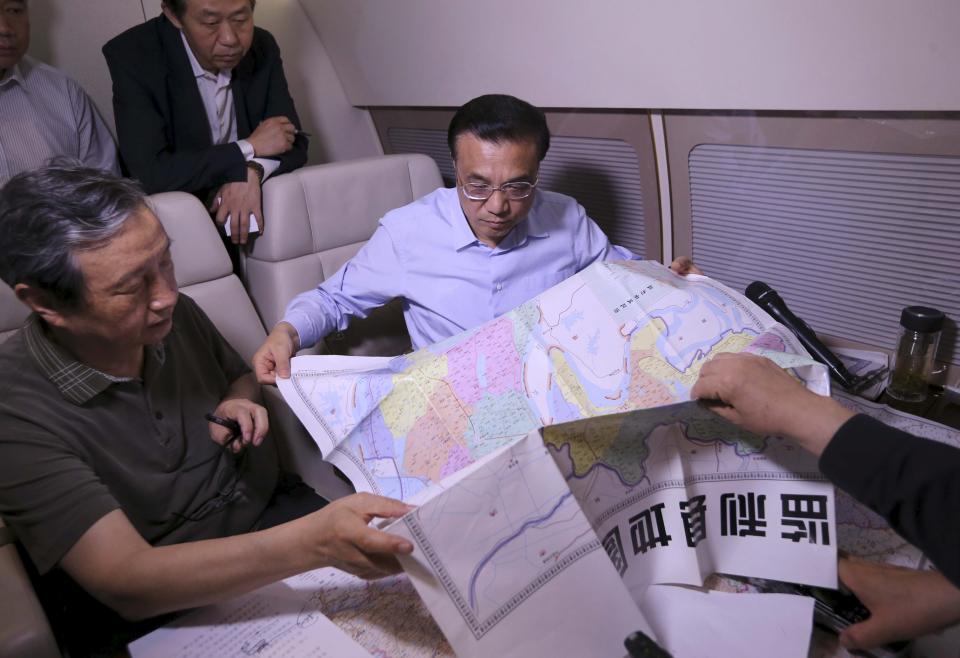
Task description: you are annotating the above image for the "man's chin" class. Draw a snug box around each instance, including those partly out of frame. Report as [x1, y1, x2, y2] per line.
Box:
[214, 54, 244, 69]
[486, 223, 517, 239]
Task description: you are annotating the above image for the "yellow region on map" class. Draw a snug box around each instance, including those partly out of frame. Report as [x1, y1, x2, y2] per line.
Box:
[543, 412, 630, 477]
[631, 327, 757, 394]
[380, 357, 450, 436]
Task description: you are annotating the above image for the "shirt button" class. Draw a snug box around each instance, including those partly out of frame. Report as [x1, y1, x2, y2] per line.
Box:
[496, 282, 503, 292]
[155, 411, 163, 420]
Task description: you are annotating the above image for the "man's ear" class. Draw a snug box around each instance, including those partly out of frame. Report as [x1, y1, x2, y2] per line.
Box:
[14, 283, 70, 328]
[161, 3, 184, 30]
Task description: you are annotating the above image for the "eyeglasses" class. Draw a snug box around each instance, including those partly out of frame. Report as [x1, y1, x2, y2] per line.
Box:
[458, 176, 539, 201]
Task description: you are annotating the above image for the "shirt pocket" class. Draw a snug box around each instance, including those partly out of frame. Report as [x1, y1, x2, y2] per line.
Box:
[512, 266, 578, 304]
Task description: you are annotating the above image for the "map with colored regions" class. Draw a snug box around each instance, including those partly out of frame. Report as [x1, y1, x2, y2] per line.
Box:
[279, 260, 820, 500]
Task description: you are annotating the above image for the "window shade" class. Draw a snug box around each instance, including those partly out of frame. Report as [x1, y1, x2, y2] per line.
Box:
[689, 144, 960, 366]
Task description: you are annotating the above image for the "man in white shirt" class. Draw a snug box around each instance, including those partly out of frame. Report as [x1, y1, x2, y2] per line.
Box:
[0, 0, 118, 186]
[103, 0, 308, 244]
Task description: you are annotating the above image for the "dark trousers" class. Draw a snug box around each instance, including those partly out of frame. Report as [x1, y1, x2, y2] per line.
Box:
[256, 471, 328, 529]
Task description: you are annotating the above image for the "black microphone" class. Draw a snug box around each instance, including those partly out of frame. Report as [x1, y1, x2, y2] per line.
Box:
[745, 281, 858, 390]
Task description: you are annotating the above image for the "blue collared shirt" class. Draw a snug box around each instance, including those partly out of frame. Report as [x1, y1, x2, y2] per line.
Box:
[283, 187, 637, 350]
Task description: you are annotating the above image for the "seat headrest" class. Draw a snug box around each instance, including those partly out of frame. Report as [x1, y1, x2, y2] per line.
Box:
[254, 153, 443, 263]
[147, 192, 232, 288]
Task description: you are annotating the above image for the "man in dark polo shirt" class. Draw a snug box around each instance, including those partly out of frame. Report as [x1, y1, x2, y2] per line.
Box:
[0, 165, 413, 655]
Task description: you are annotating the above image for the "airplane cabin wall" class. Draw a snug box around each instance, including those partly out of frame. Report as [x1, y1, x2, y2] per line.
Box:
[304, 0, 960, 111]
[25, 0, 144, 135]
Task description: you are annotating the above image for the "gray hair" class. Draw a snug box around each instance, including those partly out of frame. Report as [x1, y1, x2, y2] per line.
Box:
[0, 164, 147, 310]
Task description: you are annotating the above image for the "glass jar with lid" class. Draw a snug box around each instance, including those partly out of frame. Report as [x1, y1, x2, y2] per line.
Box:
[886, 306, 945, 402]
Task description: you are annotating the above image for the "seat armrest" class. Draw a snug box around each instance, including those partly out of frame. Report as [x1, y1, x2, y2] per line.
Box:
[0, 520, 60, 658]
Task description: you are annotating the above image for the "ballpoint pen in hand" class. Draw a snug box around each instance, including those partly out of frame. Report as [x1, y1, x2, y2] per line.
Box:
[625, 631, 672, 658]
[205, 412, 243, 450]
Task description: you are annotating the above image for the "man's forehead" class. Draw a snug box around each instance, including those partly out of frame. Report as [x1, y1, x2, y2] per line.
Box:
[456, 134, 538, 155]
[185, 0, 252, 14]
[78, 209, 168, 271]
[1, 0, 28, 10]
[455, 136, 539, 175]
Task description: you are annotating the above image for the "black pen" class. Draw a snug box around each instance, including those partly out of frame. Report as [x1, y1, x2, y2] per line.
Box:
[625, 631, 672, 658]
[295, 129, 312, 138]
[205, 413, 243, 449]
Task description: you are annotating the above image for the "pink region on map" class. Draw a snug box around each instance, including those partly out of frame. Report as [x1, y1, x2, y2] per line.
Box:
[439, 444, 473, 479]
[746, 332, 786, 352]
[403, 386, 471, 483]
[628, 349, 677, 408]
[444, 316, 524, 405]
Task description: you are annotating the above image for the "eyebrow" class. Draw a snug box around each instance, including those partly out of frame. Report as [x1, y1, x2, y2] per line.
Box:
[465, 173, 535, 184]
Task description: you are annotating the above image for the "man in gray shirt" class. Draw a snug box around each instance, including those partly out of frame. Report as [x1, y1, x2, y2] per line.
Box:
[0, 165, 412, 654]
[0, 0, 118, 185]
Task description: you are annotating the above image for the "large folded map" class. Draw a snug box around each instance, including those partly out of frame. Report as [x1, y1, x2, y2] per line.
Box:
[278, 260, 838, 657]
[279, 260, 827, 498]
[132, 260, 960, 658]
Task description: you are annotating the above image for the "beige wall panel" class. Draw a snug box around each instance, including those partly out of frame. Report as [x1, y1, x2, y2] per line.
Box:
[304, 0, 960, 111]
[143, 0, 381, 163]
[26, 0, 147, 136]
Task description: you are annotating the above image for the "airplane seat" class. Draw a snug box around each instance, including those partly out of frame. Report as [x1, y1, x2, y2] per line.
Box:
[0, 281, 29, 344]
[148, 192, 352, 501]
[0, 286, 60, 657]
[149, 192, 266, 364]
[246, 153, 444, 356]
[0, 518, 59, 658]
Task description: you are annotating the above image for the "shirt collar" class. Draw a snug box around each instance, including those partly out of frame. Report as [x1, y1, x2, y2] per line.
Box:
[448, 188, 550, 252]
[180, 31, 232, 84]
[23, 315, 166, 405]
[0, 58, 27, 89]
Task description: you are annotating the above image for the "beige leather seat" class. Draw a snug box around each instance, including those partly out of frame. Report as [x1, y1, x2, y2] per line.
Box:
[247, 153, 443, 356]
[0, 281, 29, 344]
[149, 192, 352, 502]
[149, 192, 267, 364]
[0, 289, 58, 658]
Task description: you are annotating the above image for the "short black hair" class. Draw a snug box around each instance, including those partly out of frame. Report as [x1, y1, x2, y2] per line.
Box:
[162, 0, 256, 19]
[0, 164, 147, 310]
[447, 94, 550, 162]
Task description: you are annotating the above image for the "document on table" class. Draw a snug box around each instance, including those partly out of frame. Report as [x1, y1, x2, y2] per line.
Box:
[638, 584, 814, 658]
[128, 576, 373, 658]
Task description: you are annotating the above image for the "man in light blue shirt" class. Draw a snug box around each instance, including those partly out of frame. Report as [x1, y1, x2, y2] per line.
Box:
[254, 94, 697, 383]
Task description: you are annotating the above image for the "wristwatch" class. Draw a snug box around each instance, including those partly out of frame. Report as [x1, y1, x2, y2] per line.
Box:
[246, 160, 265, 184]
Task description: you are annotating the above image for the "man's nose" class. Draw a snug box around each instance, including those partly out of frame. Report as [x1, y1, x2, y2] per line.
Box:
[483, 188, 510, 214]
[216, 21, 240, 46]
[150, 271, 179, 313]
